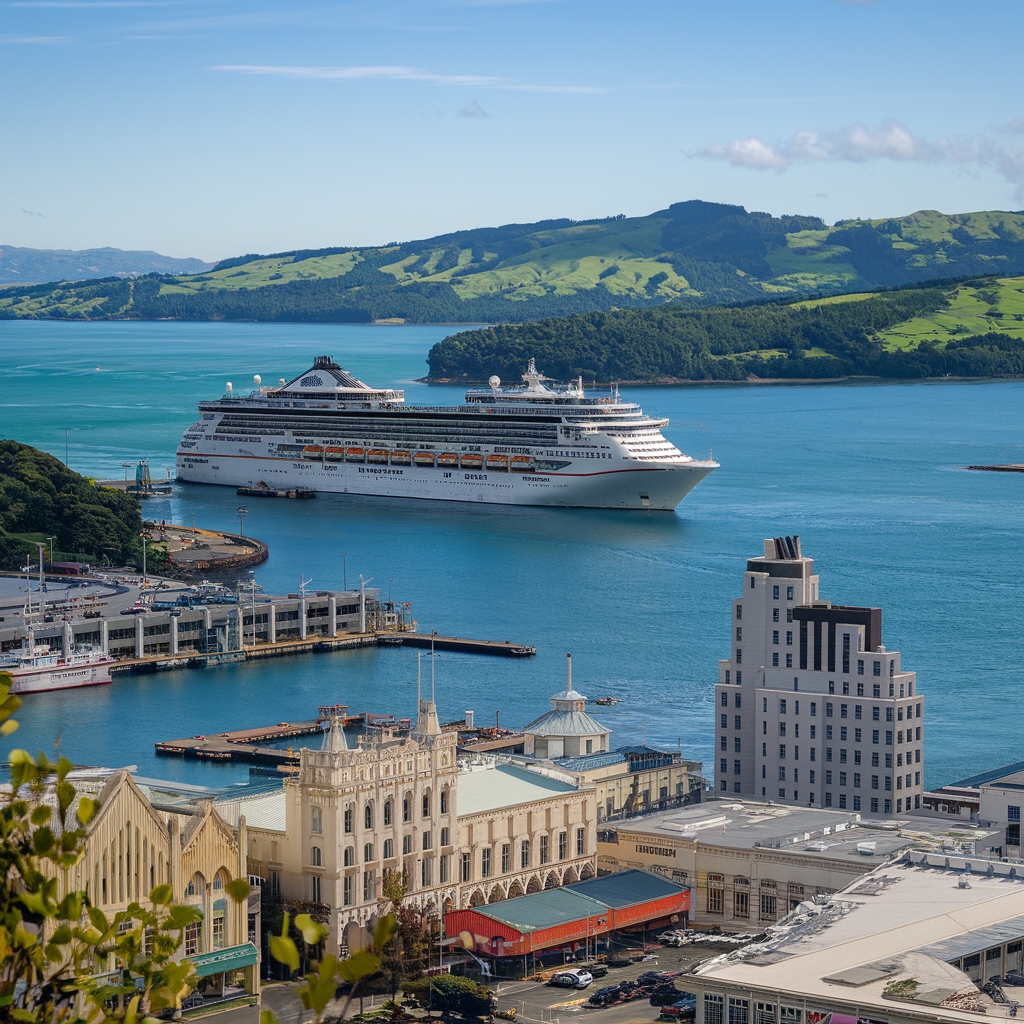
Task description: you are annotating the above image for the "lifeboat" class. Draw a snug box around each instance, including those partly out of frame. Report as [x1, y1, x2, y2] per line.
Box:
[414, 451, 436, 467]
[437, 452, 459, 468]
[345, 447, 366, 463]
[510, 455, 535, 472]
[390, 450, 411, 465]
[302, 445, 324, 459]
[485, 454, 509, 471]
[367, 449, 389, 464]
[460, 453, 483, 469]
[324, 446, 345, 461]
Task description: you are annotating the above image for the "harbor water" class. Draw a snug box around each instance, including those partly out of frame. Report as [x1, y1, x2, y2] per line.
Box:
[1, 320, 1023, 790]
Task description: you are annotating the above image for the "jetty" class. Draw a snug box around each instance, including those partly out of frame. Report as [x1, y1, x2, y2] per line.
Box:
[393, 634, 536, 657]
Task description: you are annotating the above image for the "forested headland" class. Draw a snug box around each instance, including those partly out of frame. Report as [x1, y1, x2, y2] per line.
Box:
[426, 278, 1024, 383]
[0, 441, 142, 570]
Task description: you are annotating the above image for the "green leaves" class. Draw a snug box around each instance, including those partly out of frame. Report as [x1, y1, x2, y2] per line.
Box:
[337, 948, 380, 984]
[373, 912, 399, 953]
[225, 877, 252, 904]
[295, 913, 330, 946]
[269, 912, 300, 973]
[149, 883, 173, 906]
[298, 954, 340, 1017]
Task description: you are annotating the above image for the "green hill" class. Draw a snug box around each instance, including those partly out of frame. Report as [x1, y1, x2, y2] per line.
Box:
[426, 276, 1024, 383]
[0, 441, 143, 570]
[4, 202, 1024, 324]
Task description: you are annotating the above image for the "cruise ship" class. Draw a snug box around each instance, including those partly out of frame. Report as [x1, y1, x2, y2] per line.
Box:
[175, 357, 718, 510]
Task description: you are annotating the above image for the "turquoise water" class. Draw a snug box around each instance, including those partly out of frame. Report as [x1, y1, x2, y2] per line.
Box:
[2, 320, 1023, 791]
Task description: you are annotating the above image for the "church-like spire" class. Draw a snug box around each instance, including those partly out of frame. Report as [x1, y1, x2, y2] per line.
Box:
[412, 651, 441, 737]
[321, 712, 350, 753]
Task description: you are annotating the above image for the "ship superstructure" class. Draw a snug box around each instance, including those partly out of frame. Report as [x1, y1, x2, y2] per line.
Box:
[175, 356, 718, 509]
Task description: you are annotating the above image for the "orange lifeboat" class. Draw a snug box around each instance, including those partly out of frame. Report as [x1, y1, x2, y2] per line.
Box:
[390, 450, 412, 465]
[414, 451, 436, 467]
[302, 445, 324, 459]
[437, 452, 458, 468]
[485, 454, 509, 471]
[345, 447, 366, 463]
[460, 453, 483, 469]
[367, 449, 389, 464]
[510, 455, 535, 472]
[324, 446, 345, 461]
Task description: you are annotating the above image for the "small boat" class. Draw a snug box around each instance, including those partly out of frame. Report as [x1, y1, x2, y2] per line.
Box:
[414, 451, 436, 467]
[324, 446, 346, 461]
[1, 642, 115, 695]
[302, 445, 324, 459]
[510, 455, 535, 472]
[391, 450, 411, 465]
[367, 449, 390, 464]
[460, 453, 483, 469]
[485, 454, 509, 471]
[346, 447, 366, 462]
[594, 696, 621, 706]
[437, 452, 459, 468]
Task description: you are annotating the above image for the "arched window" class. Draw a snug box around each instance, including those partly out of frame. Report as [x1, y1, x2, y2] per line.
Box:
[344, 807, 353, 834]
[402, 795, 411, 822]
[383, 838, 394, 860]
[384, 800, 392, 826]
[422, 791, 431, 818]
[311, 806, 323, 834]
[707, 873, 724, 915]
[344, 846, 355, 867]
[213, 874, 224, 891]
[185, 878, 196, 897]
[364, 843, 374, 862]
[311, 847, 322, 867]
[440, 788, 449, 815]
[364, 803, 373, 830]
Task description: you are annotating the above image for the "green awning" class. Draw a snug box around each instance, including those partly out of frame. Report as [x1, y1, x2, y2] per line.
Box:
[187, 942, 259, 978]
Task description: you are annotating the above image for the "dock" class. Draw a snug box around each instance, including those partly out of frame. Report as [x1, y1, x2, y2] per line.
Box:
[394, 634, 536, 657]
[967, 464, 1024, 473]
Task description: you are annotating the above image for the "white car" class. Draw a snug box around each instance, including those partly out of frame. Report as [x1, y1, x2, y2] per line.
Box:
[549, 969, 593, 989]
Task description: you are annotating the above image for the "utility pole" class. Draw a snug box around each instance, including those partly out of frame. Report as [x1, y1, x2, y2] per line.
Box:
[122, 461, 131, 484]
[36, 544, 46, 621]
[139, 530, 151, 588]
[343, 552, 348, 591]
[46, 536, 55, 566]
[237, 506, 248, 538]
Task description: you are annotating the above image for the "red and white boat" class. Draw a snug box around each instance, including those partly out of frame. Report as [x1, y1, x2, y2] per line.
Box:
[0, 641, 115, 695]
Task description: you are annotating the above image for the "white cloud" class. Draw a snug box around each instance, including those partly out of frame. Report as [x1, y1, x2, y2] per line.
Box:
[210, 64, 604, 94]
[3, 34, 71, 42]
[697, 119, 1024, 199]
[457, 99, 488, 118]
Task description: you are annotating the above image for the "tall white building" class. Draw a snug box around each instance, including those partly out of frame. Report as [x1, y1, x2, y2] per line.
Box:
[714, 536, 925, 816]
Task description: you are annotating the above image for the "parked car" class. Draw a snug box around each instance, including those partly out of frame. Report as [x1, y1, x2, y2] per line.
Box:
[549, 969, 593, 989]
[589, 965, 609, 979]
[588, 986, 621, 1007]
[651, 986, 682, 1006]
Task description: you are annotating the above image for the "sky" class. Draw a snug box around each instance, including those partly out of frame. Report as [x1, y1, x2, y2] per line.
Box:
[2, 0, 1024, 261]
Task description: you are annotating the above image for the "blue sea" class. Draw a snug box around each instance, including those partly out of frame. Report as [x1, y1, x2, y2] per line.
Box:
[1, 320, 1022, 792]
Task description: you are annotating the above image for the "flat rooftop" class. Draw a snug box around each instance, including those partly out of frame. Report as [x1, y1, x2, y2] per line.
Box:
[604, 800, 1001, 865]
[695, 852, 1024, 1021]
[457, 763, 581, 816]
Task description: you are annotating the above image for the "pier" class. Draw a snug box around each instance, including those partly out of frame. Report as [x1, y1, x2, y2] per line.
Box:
[394, 634, 536, 657]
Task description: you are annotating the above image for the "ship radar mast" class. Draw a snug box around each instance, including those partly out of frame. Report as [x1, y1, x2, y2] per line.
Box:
[521, 358, 553, 393]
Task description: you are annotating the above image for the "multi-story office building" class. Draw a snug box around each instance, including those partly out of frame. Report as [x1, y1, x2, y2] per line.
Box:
[714, 536, 925, 816]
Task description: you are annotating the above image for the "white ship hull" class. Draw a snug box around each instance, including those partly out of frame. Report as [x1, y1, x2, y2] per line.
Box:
[176, 452, 716, 510]
[8, 661, 114, 695]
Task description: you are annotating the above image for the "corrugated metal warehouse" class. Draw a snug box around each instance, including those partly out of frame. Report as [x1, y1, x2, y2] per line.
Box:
[446, 869, 690, 958]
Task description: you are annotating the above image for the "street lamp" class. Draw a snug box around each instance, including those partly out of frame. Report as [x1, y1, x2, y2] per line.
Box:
[139, 531, 152, 587]
[237, 507, 248, 538]
[343, 551, 348, 591]
[46, 536, 55, 566]
[122, 461, 131, 484]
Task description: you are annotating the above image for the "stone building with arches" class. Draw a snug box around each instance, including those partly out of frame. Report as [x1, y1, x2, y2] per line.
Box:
[50, 770, 259, 997]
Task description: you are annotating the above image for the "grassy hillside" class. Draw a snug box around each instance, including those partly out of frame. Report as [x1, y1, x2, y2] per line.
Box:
[427, 277, 1024, 383]
[4, 202, 1024, 324]
[0, 441, 143, 570]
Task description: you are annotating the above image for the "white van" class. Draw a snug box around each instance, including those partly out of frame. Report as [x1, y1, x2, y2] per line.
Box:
[549, 969, 593, 989]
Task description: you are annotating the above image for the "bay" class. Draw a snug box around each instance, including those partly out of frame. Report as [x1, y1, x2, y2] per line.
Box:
[1, 320, 1022, 793]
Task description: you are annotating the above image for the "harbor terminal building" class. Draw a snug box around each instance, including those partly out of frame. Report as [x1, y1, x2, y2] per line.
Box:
[715, 537, 925, 817]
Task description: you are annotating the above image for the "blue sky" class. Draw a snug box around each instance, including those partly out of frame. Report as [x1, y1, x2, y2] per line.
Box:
[3, 0, 1023, 260]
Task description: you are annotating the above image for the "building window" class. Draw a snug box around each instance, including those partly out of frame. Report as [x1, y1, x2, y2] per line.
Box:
[365, 804, 373, 829]
[521, 839, 530, 868]
[870, 798, 879, 813]
[344, 808, 353, 833]
[540, 835, 549, 864]
[736, 648, 742, 664]
[311, 846, 321, 866]
[706, 995, 724, 1024]
[773, 631, 779, 645]
[363, 871, 374, 902]
[384, 800, 392, 826]
[441, 827, 450, 846]
[558, 832, 568, 860]
[184, 921, 201, 956]
[421, 857, 432, 887]
[364, 843, 375, 862]
[481, 847, 492, 878]
[707, 874, 724, 914]
[311, 806, 322, 834]
[310, 875, 321, 904]
[873, 660, 881, 676]
[730, 998, 750, 1024]
[772, 653, 779, 666]
[735, 715, 742, 730]
[501, 844, 511, 873]
[460, 853, 471, 882]
[759, 881, 778, 921]
[786, 586, 794, 600]
[737, 671, 742, 684]
[440, 855, 450, 883]
[440, 789, 448, 814]
[786, 654, 792, 668]
[576, 827, 586, 856]
[734, 760, 741, 775]
[423, 831, 432, 851]
[383, 838, 394, 860]
[858, 659, 864, 675]
[403, 835, 413, 855]
[734, 737, 742, 753]
[403, 796, 410, 822]
[853, 795, 861, 810]
[786, 631, 793, 646]
[422, 793, 430, 818]
[736, 627, 742, 641]
[734, 883, 750, 919]
[343, 876, 353, 905]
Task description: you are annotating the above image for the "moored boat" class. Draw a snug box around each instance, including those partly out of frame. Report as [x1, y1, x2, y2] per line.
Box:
[1, 642, 116, 695]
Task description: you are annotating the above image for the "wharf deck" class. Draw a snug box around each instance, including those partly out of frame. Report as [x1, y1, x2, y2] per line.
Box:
[394, 634, 536, 657]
